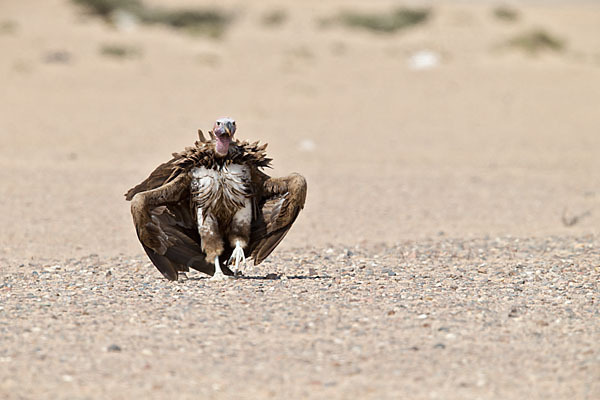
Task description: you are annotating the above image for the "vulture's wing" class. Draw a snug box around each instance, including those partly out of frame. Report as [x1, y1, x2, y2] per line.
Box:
[128, 171, 232, 280]
[124, 131, 211, 201]
[124, 160, 179, 201]
[248, 172, 307, 264]
[138, 201, 218, 280]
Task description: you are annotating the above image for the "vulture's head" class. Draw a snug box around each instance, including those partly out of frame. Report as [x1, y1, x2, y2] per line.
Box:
[213, 117, 236, 156]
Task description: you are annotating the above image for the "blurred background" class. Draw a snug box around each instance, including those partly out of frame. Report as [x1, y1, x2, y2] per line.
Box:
[1, 0, 599, 260]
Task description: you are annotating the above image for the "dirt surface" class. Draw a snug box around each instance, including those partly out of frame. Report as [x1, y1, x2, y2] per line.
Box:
[1, 0, 599, 399]
[1, 238, 599, 399]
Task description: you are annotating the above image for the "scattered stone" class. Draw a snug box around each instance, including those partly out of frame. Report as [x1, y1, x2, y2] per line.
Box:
[1, 238, 598, 398]
[107, 344, 122, 352]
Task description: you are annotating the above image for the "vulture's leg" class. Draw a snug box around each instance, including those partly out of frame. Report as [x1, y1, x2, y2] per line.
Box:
[199, 213, 231, 281]
[228, 240, 247, 275]
[210, 256, 230, 281]
[227, 197, 251, 274]
[177, 272, 189, 281]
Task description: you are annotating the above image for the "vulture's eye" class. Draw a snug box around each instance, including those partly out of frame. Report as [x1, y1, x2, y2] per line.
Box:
[217, 121, 221, 126]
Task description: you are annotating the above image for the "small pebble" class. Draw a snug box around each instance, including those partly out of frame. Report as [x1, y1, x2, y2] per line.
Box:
[107, 344, 122, 352]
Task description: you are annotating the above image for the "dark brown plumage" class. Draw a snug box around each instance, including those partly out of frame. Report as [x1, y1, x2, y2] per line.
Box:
[125, 123, 307, 281]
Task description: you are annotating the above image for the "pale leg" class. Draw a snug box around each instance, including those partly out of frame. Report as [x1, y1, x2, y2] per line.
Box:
[177, 272, 189, 281]
[210, 256, 231, 281]
[227, 196, 251, 275]
[228, 240, 247, 274]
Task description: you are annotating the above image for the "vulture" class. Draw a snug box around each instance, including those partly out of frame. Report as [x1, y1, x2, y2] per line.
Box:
[125, 118, 307, 281]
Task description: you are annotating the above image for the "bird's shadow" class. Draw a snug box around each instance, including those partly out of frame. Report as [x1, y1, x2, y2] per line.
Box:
[186, 274, 331, 281]
[243, 274, 331, 281]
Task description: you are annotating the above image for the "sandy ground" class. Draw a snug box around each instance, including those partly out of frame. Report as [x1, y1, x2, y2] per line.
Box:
[0, 0, 599, 399]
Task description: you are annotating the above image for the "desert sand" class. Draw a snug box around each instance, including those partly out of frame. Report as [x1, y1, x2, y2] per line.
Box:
[0, 0, 599, 399]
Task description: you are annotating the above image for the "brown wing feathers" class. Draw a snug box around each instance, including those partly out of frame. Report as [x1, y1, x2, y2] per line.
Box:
[125, 159, 179, 201]
[248, 173, 307, 264]
[140, 202, 224, 280]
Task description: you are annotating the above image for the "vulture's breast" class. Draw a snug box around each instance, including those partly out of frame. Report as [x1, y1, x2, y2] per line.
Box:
[189, 164, 252, 217]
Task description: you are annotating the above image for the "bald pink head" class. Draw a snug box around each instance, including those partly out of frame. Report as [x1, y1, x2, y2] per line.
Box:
[213, 117, 236, 156]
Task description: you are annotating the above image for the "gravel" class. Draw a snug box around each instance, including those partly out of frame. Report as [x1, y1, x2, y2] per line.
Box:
[0, 236, 598, 399]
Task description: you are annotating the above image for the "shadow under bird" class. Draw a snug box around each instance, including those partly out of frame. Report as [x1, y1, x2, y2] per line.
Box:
[125, 118, 307, 280]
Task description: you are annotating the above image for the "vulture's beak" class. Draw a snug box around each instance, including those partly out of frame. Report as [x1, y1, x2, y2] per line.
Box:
[224, 122, 234, 137]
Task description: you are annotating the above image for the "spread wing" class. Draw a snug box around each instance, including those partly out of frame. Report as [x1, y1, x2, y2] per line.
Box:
[248, 172, 307, 264]
[128, 171, 232, 280]
[125, 159, 179, 201]
[139, 202, 211, 280]
[125, 130, 211, 201]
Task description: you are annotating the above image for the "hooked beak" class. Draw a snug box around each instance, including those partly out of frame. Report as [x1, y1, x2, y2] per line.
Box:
[223, 121, 234, 138]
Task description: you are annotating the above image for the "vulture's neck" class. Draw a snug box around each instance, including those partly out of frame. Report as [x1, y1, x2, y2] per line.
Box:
[214, 141, 230, 158]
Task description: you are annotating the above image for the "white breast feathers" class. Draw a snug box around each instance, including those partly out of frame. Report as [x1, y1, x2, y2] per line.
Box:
[190, 164, 251, 215]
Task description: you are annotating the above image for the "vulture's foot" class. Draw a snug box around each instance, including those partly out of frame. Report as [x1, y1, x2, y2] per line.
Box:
[177, 272, 188, 281]
[210, 256, 232, 281]
[228, 241, 247, 274]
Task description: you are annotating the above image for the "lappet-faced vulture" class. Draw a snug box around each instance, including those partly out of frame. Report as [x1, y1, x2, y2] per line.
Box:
[125, 118, 307, 280]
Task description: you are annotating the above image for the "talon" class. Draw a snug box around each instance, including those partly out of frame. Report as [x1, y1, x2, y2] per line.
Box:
[228, 241, 247, 274]
[177, 272, 189, 281]
[210, 256, 232, 281]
